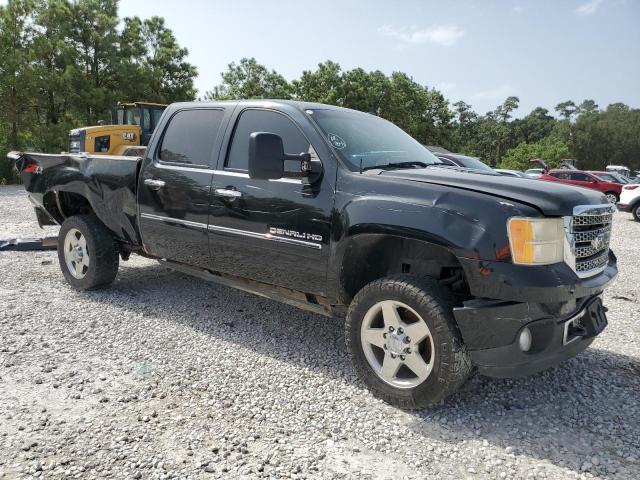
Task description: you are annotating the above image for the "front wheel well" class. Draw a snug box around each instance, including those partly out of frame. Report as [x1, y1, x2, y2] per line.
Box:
[338, 234, 469, 304]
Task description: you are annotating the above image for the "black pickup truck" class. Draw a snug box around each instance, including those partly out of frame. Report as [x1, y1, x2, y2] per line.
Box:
[11, 100, 617, 408]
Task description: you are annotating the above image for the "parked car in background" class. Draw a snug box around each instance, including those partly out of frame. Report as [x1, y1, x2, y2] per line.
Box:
[588, 171, 629, 184]
[538, 170, 623, 203]
[618, 183, 640, 221]
[524, 168, 544, 178]
[494, 169, 527, 178]
[606, 165, 631, 178]
[431, 152, 495, 173]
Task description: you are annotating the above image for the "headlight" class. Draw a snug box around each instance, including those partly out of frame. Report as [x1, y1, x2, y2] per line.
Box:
[507, 217, 564, 265]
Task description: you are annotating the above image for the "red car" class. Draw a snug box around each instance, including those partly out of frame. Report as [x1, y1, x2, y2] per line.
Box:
[538, 170, 623, 204]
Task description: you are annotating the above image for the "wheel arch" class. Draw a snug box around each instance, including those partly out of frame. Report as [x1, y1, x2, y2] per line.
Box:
[42, 190, 95, 224]
[336, 232, 468, 304]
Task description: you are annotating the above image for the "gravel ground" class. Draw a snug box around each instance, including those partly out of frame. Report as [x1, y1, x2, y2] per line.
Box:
[0, 184, 639, 480]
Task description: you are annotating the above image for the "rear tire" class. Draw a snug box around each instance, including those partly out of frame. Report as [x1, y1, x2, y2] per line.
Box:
[57, 215, 119, 290]
[633, 204, 640, 222]
[604, 192, 619, 204]
[345, 275, 472, 409]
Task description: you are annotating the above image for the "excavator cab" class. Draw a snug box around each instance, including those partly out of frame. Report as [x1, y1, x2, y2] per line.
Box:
[113, 102, 167, 147]
[68, 102, 167, 156]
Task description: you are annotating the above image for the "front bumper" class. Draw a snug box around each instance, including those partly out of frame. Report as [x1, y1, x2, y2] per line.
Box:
[453, 255, 617, 378]
[463, 295, 606, 377]
[616, 202, 632, 212]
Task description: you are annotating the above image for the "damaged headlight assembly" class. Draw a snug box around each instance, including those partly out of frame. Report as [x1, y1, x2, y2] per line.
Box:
[507, 217, 566, 266]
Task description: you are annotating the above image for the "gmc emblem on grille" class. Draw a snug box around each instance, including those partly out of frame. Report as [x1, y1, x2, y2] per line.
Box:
[591, 234, 605, 250]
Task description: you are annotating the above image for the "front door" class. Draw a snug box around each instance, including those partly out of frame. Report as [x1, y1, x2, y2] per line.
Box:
[208, 108, 332, 295]
[137, 107, 229, 267]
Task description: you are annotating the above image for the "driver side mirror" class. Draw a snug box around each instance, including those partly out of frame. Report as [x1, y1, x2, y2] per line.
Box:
[248, 132, 313, 181]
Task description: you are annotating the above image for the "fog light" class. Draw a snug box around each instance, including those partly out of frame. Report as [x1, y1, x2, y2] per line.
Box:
[519, 327, 532, 352]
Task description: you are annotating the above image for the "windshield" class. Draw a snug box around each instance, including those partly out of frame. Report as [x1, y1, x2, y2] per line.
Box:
[450, 155, 494, 172]
[594, 173, 622, 183]
[119, 107, 142, 126]
[308, 109, 440, 171]
[611, 173, 629, 183]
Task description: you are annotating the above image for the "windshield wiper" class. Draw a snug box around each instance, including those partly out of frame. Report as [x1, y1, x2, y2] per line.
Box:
[361, 161, 431, 172]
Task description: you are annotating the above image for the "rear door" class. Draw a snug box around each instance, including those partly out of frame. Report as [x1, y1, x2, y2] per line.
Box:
[138, 106, 231, 267]
[568, 172, 596, 189]
[207, 107, 333, 295]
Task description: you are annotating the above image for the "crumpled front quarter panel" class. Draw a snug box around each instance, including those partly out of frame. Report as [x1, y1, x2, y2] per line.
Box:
[336, 171, 537, 262]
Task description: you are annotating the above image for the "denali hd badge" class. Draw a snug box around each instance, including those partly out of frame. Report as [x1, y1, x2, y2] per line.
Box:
[269, 227, 322, 242]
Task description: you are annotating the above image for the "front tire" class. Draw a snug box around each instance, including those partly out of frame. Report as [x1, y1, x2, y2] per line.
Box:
[345, 275, 472, 409]
[58, 215, 119, 290]
[633, 204, 640, 222]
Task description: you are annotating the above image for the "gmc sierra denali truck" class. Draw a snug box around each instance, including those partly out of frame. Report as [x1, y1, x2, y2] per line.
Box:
[11, 100, 617, 409]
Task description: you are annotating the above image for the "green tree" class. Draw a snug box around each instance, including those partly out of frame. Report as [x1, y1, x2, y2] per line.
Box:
[555, 100, 577, 120]
[499, 137, 570, 171]
[205, 57, 291, 100]
[0, 0, 36, 150]
[31, 0, 81, 151]
[514, 107, 555, 144]
[577, 99, 599, 116]
[292, 60, 342, 104]
[69, 0, 121, 125]
[118, 16, 197, 103]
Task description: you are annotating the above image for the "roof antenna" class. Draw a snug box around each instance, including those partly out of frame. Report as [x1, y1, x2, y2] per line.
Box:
[359, 158, 363, 174]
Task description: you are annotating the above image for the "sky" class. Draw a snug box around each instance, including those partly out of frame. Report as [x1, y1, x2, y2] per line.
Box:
[11, 0, 640, 117]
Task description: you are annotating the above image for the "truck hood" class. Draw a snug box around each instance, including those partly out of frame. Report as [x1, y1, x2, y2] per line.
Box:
[377, 167, 607, 216]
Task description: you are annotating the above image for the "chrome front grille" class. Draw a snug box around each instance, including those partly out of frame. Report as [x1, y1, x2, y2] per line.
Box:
[568, 205, 614, 277]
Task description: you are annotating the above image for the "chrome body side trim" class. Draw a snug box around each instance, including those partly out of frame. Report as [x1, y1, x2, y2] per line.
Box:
[140, 213, 208, 230]
[141, 213, 323, 250]
[212, 169, 302, 184]
[207, 224, 322, 250]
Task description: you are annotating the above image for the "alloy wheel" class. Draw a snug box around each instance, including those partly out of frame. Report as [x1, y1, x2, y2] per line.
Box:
[63, 228, 90, 279]
[360, 300, 435, 389]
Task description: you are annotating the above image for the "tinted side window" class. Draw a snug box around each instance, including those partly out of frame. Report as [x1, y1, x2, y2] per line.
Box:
[226, 109, 310, 171]
[570, 173, 591, 182]
[551, 172, 570, 180]
[159, 109, 224, 165]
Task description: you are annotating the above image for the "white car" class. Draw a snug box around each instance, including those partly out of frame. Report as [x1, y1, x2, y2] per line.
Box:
[618, 183, 640, 221]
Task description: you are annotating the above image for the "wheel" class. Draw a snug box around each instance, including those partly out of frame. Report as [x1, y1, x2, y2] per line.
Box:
[345, 275, 472, 409]
[604, 192, 618, 204]
[57, 215, 119, 290]
[633, 204, 640, 222]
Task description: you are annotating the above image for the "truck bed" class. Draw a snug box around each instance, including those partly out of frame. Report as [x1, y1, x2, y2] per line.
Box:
[14, 152, 143, 245]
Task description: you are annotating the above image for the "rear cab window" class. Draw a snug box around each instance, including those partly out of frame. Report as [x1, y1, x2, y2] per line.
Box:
[159, 109, 225, 167]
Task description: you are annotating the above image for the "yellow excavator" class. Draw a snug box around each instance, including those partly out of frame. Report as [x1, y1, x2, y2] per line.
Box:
[68, 102, 167, 156]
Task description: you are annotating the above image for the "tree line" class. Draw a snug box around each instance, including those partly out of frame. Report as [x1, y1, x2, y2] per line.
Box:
[0, 0, 197, 182]
[2, 1, 639, 183]
[207, 58, 640, 175]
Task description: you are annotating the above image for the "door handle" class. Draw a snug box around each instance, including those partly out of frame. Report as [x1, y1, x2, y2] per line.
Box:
[144, 178, 165, 190]
[214, 188, 242, 199]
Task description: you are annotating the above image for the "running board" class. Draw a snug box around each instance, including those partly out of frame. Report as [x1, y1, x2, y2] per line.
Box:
[159, 259, 336, 317]
[0, 236, 58, 251]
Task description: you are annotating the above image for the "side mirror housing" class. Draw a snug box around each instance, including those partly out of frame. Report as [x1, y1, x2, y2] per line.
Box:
[248, 132, 285, 180]
[248, 132, 315, 181]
